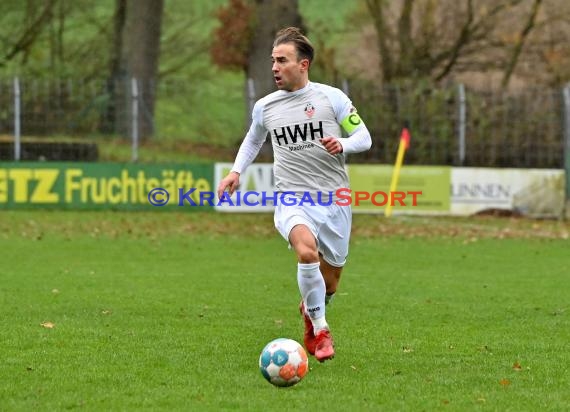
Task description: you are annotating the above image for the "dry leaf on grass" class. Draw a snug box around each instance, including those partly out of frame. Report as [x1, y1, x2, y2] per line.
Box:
[40, 322, 55, 329]
[499, 378, 511, 386]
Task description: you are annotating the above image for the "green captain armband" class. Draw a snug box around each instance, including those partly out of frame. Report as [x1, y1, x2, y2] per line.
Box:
[340, 112, 363, 134]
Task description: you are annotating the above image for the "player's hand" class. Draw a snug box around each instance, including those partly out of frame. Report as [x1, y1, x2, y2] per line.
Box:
[320, 137, 343, 155]
[217, 171, 240, 199]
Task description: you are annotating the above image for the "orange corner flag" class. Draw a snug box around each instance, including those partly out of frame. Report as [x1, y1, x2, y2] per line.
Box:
[400, 127, 411, 150]
[385, 126, 411, 218]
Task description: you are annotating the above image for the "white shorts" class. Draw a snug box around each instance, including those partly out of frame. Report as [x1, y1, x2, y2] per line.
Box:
[274, 197, 352, 267]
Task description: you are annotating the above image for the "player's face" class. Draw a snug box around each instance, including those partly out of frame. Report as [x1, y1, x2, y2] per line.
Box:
[271, 43, 308, 92]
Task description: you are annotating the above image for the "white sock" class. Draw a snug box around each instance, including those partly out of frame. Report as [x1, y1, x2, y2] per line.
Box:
[325, 292, 335, 306]
[297, 262, 328, 332]
[312, 316, 328, 333]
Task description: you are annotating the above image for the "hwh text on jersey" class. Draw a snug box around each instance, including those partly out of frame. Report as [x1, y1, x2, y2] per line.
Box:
[272, 121, 324, 146]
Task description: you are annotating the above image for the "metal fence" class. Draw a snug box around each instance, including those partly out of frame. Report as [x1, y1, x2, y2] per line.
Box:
[348, 81, 568, 169]
[0, 77, 246, 162]
[1, 77, 569, 169]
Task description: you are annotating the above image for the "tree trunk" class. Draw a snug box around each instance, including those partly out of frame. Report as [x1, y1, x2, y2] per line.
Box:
[246, 0, 304, 103]
[245, 0, 303, 155]
[366, 0, 394, 83]
[101, 0, 127, 135]
[122, 0, 164, 140]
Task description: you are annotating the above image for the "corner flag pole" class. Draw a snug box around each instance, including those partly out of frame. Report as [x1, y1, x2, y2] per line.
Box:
[385, 125, 411, 218]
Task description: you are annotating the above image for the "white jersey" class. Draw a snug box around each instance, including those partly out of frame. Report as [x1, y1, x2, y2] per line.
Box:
[232, 81, 371, 199]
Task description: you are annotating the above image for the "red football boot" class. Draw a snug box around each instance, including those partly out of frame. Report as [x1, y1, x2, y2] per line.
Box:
[299, 301, 316, 355]
[314, 329, 335, 362]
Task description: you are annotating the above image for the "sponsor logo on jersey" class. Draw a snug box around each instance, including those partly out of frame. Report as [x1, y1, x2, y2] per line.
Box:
[272, 121, 324, 146]
[304, 103, 315, 118]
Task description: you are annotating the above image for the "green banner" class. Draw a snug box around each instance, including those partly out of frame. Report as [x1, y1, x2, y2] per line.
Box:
[347, 165, 451, 212]
[0, 162, 213, 210]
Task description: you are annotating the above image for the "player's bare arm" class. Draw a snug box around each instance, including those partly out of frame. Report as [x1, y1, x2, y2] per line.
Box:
[217, 171, 240, 198]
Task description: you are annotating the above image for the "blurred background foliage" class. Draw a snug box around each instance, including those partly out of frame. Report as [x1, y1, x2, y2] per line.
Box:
[0, 0, 569, 166]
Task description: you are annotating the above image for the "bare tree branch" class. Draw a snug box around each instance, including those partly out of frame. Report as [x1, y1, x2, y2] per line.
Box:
[397, 0, 414, 75]
[434, 0, 474, 81]
[159, 43, 211, 78]
[366, 0, 394, 82]
[0, 0, 56, 66]
[501, 0, 544, 88]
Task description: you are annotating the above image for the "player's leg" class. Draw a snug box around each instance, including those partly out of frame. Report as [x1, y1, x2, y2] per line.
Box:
[289, 224, 319, 263]
[274, 203, 334, 361]
[319, 256, 343, 305]
[289, 224, 334, 361]
[317, 202, 351, 304]
[289, 224, 327, 330]
[274, 204, 320, 355]
[306, 203, 351, 361]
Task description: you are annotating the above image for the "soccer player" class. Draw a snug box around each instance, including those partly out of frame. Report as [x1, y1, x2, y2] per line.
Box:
[217, 27, 372, 362]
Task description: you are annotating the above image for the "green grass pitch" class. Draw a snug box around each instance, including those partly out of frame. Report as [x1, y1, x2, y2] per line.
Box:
[0, 211, 568, 411]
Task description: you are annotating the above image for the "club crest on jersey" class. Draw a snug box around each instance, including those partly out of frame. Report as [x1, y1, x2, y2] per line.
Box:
[304, 103, 315, 118]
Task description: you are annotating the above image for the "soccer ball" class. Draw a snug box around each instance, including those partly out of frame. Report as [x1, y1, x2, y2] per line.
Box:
[259, 338, 308, 387]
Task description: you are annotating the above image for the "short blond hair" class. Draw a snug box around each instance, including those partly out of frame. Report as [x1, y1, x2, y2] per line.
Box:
[273, 27, 314, 66]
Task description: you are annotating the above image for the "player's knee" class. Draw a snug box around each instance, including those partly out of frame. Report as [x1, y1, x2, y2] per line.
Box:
[296, 246, 319, 263]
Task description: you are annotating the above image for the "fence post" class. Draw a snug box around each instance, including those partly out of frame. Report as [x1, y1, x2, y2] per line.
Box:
[13, 77, 21, 161]
[341, 78, 349, 96]
[563, 84, 570, 218]
[457, 83, 466, 166]
[247, 78, 255, 116]
[131, 77, 139, 163]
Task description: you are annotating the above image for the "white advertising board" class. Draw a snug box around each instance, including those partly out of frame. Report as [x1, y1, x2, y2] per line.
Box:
[214, 163, 276, 212]
[451, 168, 565, 218]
